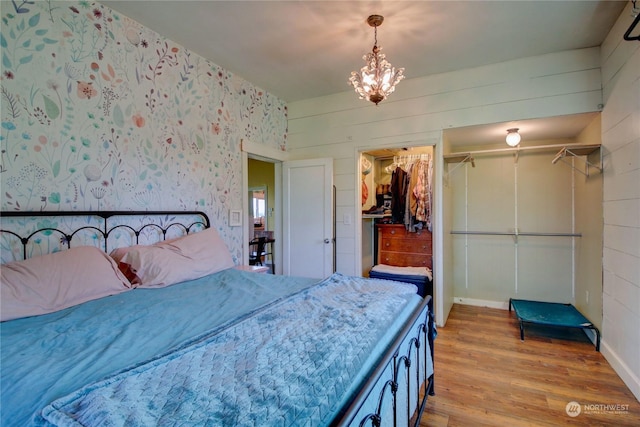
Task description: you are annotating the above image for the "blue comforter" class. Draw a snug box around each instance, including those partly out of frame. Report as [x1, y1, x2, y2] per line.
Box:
[1, 269, 422, 426]
[1, 269, 317, 426]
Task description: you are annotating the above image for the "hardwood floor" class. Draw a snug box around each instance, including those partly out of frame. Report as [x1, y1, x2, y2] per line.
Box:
[420, 304, 640, 426]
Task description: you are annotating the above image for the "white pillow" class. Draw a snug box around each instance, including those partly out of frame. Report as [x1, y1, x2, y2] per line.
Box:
[111, 227, 234, 288]
[0, 246, 132, 321]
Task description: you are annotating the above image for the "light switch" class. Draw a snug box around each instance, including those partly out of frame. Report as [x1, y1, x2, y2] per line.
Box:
[343, 213, 351, 225]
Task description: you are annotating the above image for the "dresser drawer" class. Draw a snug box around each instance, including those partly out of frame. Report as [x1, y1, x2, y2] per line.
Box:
[378, 225, 431, 241]
[376, 224, 433, 269]
[380, 237, 431, 254]
[378, 251, 431, 267]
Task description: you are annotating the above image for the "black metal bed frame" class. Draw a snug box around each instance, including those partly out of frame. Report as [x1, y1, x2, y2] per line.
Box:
[334, 296, 435, 427]
[0, 210, 210, 261]
[0, 210, 435, 427]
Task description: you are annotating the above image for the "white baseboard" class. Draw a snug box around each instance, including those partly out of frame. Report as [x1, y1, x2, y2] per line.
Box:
[601, 340, 640, 402]
[453, 297, 509, 310]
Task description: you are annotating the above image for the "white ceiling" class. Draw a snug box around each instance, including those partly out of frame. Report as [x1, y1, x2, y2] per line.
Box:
[443, 112, 601, 149]
[101, 1, 628, 145]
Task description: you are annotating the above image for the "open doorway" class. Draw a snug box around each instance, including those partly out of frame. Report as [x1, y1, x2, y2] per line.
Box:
[248, 186, 268, 233]
[247, 158, 276, 272]
[241, 140, 288, 275]
[359, 145, 435, 293]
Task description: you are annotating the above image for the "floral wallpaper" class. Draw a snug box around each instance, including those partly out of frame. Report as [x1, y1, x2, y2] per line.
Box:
[0, 1, 288, 262]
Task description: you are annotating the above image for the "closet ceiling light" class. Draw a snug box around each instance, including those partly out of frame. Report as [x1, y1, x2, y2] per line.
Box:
[506, 128, 521, 147]
[348, 15, 405, 105]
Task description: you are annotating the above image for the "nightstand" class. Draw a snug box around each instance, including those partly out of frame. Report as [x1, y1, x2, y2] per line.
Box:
[234, 265, 270, 274]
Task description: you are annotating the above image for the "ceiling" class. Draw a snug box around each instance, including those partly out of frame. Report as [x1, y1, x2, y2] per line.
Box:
[101, 1, 628, 145]
[442, 112, 601, 149]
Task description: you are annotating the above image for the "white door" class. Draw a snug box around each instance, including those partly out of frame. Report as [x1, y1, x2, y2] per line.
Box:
[282, 158, 333, 278]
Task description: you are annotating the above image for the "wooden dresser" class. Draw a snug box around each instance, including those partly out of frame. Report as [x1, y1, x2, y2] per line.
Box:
[376, 224, 432, 269]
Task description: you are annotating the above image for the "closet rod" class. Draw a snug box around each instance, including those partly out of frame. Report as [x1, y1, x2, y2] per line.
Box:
[450, 230, 582, 237]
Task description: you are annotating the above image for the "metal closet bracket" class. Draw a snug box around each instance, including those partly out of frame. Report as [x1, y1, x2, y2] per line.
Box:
[444, 153, 475, 185]
[551, 145, 602, 177]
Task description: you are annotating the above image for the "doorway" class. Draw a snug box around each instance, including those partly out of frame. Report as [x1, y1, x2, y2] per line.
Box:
[248, 186, 267, 232]
[247, 159, 275, 271]
[359, 145, 435, 276]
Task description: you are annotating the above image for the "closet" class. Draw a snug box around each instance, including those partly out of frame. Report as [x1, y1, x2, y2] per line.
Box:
[360, 147, 434, 278]
[442, 127, 603, 329]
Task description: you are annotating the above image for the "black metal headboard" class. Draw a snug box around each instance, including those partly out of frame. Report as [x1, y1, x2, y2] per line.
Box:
[0, 210, 210, 262]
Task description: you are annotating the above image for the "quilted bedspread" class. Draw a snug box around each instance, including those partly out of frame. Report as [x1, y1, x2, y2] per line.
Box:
[42, 273, 420, 427]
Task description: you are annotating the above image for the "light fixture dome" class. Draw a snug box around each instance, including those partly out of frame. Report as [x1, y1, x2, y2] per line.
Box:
[348, 15, 404, 105]
[506, 128, 521, 146]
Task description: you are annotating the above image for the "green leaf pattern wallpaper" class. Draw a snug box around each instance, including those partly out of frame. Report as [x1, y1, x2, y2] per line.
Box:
[0, 1, 288, 262]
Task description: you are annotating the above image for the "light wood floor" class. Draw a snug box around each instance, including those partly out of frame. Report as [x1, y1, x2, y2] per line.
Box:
[420, 304, 640, 426]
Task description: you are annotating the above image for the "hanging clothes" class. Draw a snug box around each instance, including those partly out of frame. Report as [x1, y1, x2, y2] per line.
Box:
[404, 163, 416, 228]
[386, 154, 433, 231]
[390, 166, 407, 223]
[413, 159, 429, 222]
[361, 179, 368, 206]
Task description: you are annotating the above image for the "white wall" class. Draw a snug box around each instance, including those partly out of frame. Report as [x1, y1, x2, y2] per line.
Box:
[287, 47, 603, 326]
[599, 3, 640, 401]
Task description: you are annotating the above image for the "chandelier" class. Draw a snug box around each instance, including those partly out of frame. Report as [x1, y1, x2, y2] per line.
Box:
[348, 15, 405, 105]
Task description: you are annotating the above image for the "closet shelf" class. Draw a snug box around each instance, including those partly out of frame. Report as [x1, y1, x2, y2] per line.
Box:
[444, 143, 602, 177]
[551, 144, 602, 177]
[552, 144, 599, 157]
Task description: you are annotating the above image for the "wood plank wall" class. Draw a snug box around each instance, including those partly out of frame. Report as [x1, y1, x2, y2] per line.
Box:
[599, 2, 640, 401]
[288, 48, 602, 280]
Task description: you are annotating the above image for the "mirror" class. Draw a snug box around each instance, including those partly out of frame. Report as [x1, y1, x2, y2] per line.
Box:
[248, 186, 267, 232]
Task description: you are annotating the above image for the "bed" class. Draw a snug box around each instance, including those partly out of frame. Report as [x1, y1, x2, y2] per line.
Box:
[0, 210, 435, 427]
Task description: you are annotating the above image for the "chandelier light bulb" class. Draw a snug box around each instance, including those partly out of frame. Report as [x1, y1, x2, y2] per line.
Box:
[506, 128, 521, 146]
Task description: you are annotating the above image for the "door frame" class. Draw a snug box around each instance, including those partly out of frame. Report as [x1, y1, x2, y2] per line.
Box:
[241, 139, 289, 274]
[354, 138, 447, 327]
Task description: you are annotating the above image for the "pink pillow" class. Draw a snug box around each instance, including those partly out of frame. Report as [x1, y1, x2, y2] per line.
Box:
[0, 246, 132, 321]
[111, 227, 234, 288]
[109, 234, 181, 264]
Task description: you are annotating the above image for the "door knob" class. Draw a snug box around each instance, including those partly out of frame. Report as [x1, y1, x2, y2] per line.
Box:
[324, 238, 331, 244]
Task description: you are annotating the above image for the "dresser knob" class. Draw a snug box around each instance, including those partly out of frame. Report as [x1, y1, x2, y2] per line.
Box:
[385, 243, 390, 247]
[390, 230, 395, 235]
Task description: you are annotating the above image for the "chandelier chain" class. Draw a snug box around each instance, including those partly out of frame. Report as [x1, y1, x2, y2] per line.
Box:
[374, 24, 378, 48]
